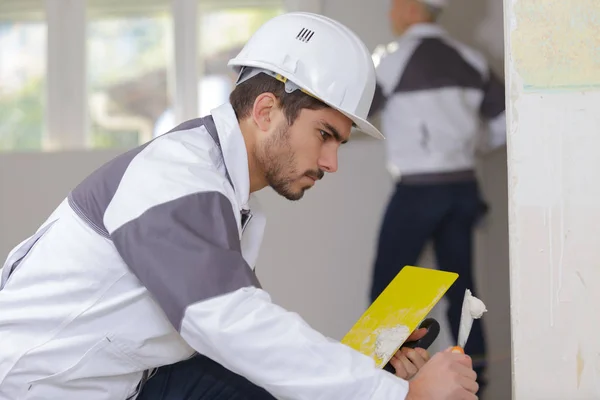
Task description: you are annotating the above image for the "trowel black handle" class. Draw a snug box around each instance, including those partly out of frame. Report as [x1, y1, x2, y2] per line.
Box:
[402, 318, 440, 350]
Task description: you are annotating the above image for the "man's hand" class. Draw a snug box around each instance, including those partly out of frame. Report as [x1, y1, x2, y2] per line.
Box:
[406, 348, 479, 400]
[389, 328, 430, 380]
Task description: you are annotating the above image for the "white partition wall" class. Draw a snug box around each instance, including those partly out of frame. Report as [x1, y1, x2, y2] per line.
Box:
[505, 0, 600, 398]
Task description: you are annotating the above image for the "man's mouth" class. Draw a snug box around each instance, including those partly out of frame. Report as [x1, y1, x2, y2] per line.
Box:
[306, 170, 324, 182]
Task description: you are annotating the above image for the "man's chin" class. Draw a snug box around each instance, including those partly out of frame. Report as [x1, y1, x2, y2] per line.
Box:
[272, 185, 310, 201]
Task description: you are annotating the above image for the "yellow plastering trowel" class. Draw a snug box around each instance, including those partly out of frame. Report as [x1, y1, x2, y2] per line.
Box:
[341, 266, 458, 368]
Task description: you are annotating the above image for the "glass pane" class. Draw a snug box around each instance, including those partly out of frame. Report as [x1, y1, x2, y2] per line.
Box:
[0, 20, 46, 152]
[198, 7, 282, 115]
[88, 6, 173, 149]
[153, 5, 283, 137]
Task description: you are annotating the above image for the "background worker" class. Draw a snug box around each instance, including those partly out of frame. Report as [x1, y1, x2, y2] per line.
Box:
[368, 0, 507, 395]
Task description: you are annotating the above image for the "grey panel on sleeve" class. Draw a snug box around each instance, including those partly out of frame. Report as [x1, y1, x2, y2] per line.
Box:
[394, 38, 484, 93]
[68, 116, 221, 238]
[479, 71, 506, 119]
[165, 117, 209, 135]
[67, 144, 149, 238]
[110, 191, 261, 330]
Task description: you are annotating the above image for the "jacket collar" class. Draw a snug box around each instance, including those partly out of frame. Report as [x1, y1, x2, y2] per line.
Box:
[402, 23, 446, 38]
[210, 103, 251, 209]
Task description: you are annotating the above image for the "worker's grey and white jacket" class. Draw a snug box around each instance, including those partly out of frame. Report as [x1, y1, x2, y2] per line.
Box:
[0, 103, 408, 400]
[369, 23, 506, 178]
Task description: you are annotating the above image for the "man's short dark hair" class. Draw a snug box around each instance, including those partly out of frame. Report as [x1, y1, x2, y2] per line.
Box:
[229, 72, 329, 125]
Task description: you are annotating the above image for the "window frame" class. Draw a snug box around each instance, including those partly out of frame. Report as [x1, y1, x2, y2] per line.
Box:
[1, 0, 323, 151]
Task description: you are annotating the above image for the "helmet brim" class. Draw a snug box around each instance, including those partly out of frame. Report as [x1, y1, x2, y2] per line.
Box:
[228, 59, 385, 140]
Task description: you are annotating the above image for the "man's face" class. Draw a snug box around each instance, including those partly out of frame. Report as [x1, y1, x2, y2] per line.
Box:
[255, 106, 352, 201]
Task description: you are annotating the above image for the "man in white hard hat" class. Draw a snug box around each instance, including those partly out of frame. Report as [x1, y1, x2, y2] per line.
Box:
[368, 0, 507, 396]
[0, 12, 479, 400]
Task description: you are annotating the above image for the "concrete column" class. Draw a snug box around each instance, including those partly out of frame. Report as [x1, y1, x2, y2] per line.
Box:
[505, 0, 600, 398]
[45, 0, 87, 149]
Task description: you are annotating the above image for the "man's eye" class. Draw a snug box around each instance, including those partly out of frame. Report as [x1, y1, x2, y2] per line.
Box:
[320, 130, 332, 140]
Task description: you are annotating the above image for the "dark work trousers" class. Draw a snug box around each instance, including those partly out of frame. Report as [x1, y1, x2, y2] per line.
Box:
[369, 179, 489, 392]
[137, 354, 277, 400]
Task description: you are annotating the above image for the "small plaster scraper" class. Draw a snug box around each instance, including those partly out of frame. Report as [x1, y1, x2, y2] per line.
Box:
[451, 289, 487, 354]
[341, 266, 458, 368]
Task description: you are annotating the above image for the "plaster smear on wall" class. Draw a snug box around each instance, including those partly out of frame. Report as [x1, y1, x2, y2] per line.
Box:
[511, 0, 600, 91]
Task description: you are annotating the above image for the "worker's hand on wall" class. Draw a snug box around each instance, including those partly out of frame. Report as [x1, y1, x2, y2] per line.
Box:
[389, 328, 430, 380]
[406, 349, 479, 400]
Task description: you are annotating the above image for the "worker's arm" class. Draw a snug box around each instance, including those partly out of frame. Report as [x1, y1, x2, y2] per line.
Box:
[103, 166, 408, 399]
[368, 82, 388, 118]
[479, 69, 506, 152]
[181, 282, 409, 400]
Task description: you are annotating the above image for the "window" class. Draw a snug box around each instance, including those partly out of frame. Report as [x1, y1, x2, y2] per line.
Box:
[0, 0, 296, 152]
[153, 4, 284, 137]
[87, 2, 173, 149]
[197, 6, 283, 115]
[0, 1, 46, 152]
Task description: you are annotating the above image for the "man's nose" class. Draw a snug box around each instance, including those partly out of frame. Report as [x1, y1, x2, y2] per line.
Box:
[318, 146, 339, 173]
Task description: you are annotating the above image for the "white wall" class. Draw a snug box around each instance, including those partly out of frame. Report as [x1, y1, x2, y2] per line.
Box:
[0, 0, 510, 398]
[0, 150, 122, 255]
[506, 0, 600, 397]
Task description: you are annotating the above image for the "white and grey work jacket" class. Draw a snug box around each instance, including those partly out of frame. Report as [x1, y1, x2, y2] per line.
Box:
[0, 103, 409, 399]
[370, 23, 507, 179]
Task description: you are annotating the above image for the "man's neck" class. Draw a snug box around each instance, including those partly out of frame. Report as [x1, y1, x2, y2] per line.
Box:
[239, 119, 268, 194]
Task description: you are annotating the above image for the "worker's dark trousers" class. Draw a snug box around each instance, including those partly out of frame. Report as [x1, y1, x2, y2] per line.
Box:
[370, 179, 489, 392]
[137, 354, 277, 399]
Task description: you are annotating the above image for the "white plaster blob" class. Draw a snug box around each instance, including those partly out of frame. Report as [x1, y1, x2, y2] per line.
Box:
[467, 290, 487, 318]
[374, 325, 410, 360]
[458, 289, 487, 347]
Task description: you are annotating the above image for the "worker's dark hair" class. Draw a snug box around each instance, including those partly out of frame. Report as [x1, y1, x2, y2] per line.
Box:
[229, 72, 329, 126]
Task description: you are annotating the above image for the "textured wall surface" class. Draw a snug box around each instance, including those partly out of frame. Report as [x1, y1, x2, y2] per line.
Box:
[506, 0, 600, 397]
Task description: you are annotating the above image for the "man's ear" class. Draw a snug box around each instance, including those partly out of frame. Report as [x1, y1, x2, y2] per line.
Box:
[251, 93, 278, 132]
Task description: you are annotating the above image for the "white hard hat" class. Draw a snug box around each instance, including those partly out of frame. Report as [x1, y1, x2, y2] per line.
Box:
[387, 0, 448, 8]
[228, 12, 384, 140]
[420, 0, 448, 8]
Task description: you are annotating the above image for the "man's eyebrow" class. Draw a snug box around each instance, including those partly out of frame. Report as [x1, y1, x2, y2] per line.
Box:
[320, 121, 348, 144]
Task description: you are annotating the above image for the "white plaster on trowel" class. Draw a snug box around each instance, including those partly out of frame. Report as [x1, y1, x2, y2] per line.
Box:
[374, 325, 410, 360]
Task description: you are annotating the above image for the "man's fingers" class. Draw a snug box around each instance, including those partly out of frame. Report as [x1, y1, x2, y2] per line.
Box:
[457, 353, 473, 369]
[442, 351, 473, 369]
[389, 356, 409, 379]
[459, 392, 478, 400]
[451, 359, 478, 381]
[406, 327, 428, 342]
[399, 355, 418, 377]
[389, 359, 407, 379]
[458, 374, 480, 394]
[390, 354, 417, 379]
[459, 365, 477, 381]
[401, 347, 428, 369]
[414, 347, 430, 362]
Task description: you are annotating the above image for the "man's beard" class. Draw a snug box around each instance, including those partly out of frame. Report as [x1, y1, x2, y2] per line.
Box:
[256, 123, 323, 201]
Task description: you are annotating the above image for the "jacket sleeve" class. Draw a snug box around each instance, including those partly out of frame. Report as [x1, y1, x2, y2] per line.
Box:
[368, 82, 388, 118]
[180, 287, 409, 400]
[480, 69, 507, 151]
[103, 178, 409, 399]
